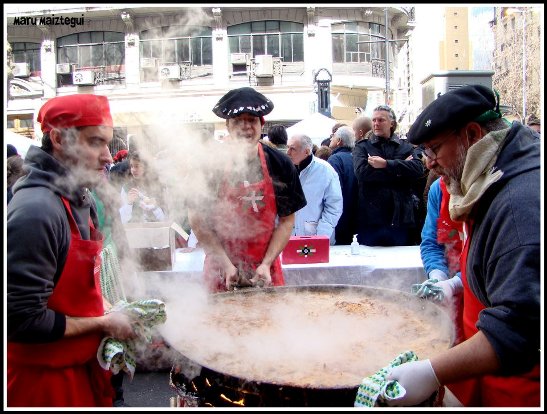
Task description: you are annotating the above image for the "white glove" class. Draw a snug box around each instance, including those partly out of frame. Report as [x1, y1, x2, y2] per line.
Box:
[428, 269, 448, 281]
[385, 359, 440, 406]
[435, 275, 463, 306]
[412, 275, 463, 306]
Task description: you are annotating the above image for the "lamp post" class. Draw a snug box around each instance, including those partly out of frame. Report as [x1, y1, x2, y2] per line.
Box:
[314, 68, 333, 117]
[357, 8, 409, 105]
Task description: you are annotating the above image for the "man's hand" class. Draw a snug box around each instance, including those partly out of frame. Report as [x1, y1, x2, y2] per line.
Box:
[434, 276, 463, 305]
[250, 263, 273, 288]
[385, 359, 440, 406]
[367, 155, 387, 169]
[412, 275, 463, 306]
[428, 269, 448, 281]
[223, 262, 239, 290]
[102, 311, 137, 341]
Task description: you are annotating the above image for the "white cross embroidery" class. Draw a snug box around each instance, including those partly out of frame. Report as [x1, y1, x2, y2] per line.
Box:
[240, 180, 264, 213]
[425, 119, 432, 127]
[296, 244, 316, 257]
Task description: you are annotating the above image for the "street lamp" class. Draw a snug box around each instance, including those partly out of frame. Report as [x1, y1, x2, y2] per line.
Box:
[505, 7, 527, 121]
[357, 8, 409, 105]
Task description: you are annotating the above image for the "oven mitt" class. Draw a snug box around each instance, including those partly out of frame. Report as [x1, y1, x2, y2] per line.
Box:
[412, 276, 463, 305]
[354, 350, 418, 407]
[97, 299, 167, 380]
[411, 278, 444, 301]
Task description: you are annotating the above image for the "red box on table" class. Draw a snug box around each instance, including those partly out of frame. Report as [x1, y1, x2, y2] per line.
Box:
[281, 235, 330, 264]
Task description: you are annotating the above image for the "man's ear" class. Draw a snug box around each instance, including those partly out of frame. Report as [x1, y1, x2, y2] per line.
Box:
[466, 122, 484, 145]
[49, 128, 64, 152]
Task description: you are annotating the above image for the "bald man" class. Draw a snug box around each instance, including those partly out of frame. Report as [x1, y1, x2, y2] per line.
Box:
[352, 116, 372, 143]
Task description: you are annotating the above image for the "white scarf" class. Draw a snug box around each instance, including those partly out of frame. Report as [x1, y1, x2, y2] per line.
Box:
[448, 128, 510, 221]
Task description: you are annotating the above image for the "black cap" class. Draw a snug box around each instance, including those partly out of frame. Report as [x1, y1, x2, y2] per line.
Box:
[7, 144, 18, 158]
[212, 87, 273, 119]
[408, 84, 498, 145]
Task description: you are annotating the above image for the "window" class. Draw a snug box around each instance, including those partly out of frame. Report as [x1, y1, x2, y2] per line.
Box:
[11, 42, 41, 75]
[455, 39, 459, 43]
[455, 53, 459, 57]
[140, 25, 212, 66]
[57, 31, 125, 69]
[227, 21, 304, 62]
[332, 21, 387, 64]
[454, 26, 458, 29]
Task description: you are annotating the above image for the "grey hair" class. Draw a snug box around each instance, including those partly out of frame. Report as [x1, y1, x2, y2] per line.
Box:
[291, 133, 314, 152]
[333, 125, 355, 149]
[481, 117, 512, 133]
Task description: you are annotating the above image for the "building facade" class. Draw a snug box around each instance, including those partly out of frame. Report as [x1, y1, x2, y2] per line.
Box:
[6, 5, 414, 146]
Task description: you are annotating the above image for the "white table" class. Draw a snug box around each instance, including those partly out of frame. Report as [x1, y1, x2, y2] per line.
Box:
[138, 245, 425, 294]
[282, 245, 425, 292]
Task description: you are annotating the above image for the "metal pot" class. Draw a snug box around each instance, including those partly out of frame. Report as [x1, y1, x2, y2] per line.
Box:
[168, 284, 453, 407]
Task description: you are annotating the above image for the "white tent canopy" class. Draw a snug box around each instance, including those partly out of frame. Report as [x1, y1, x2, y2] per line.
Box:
[7, 130, 40, 158]
[286, 112, 337, 146]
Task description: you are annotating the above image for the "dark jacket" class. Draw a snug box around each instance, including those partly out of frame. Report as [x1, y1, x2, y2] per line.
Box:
[466, 122, 540, 374]
[7, 146, 97, 342]
[353, 133, 425, 230]
[327, 147, 358, 244]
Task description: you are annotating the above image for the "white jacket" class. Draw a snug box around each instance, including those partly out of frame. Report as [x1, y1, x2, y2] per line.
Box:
[293, 156, 343, 245]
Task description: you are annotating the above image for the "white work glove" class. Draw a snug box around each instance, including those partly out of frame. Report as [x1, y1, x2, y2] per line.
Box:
[428, 269, 449, 281]
[385, 359, 440, 406]
[412, 274, 463, 306]
[434, 275, 463, 305]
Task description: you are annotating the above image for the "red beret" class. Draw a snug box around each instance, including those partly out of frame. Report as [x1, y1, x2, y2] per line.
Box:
[113, 149, 128, 162]
[37, 94, 113, 133]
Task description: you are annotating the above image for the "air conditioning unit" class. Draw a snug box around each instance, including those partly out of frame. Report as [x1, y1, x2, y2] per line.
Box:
[141, 58, 158, 68]
[56, 63, 73, 74]
[12, 62, 31, 78]
[72, 70, 96, 85]
[159, 64, 181, 80]
[230, 53, 248, 65]
[254, 55, 273, 77]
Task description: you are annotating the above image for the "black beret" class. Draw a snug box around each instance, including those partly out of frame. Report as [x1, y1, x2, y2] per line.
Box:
[213, 87, 273, 119]
[408, 84, 497, 145]
[7, 144, 19, 158]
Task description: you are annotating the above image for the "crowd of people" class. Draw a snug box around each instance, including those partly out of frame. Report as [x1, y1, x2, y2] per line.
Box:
[6, 84, 540, 408]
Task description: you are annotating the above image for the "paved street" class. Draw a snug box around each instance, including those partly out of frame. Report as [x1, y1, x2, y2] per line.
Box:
[124, 370, 174, 408]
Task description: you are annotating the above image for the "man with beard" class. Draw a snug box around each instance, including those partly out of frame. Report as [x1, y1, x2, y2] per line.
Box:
[7, 94, 136, 407]
[188, 87, 306, 292]
[379, 85, 540, 407]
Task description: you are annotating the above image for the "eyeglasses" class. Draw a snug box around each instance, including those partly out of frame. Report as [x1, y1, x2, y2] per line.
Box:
[423, 129, 459, 161]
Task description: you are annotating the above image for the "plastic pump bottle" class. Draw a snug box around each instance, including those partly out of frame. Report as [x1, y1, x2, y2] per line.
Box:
[351, 234, 360, 255]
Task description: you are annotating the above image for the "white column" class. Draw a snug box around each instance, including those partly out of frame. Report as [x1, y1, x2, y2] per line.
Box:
[41, 39, 57, 98]
[212, 28, 229, 86]
[124, 33, 140, 86]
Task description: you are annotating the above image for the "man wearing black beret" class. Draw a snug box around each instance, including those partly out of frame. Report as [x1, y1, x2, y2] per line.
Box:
[381, 85, 540, 407]
[189, 87, 306, 292]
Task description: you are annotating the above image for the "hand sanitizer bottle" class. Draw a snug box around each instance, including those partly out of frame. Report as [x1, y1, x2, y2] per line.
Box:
[351, 234, 360, 255]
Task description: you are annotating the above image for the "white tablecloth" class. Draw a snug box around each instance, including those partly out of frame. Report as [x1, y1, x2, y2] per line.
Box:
[150, 245, 425, 293]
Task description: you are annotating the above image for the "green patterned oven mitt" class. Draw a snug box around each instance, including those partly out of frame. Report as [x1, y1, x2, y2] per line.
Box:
[411, 279, 445, 301]
[97, 299, 167, 380]
[354, 350, 418, 407]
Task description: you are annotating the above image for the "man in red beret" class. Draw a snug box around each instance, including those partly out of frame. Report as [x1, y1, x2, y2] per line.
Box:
[7, 94, 136, 407]
[189, 87, 307, 292]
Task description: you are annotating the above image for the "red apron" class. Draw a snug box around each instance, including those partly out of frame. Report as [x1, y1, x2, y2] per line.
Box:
[203, 144, 284, 292]
[8, 197, 113, 407]
[447, 221, 540, 407]
[437, 178, 463, 275]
